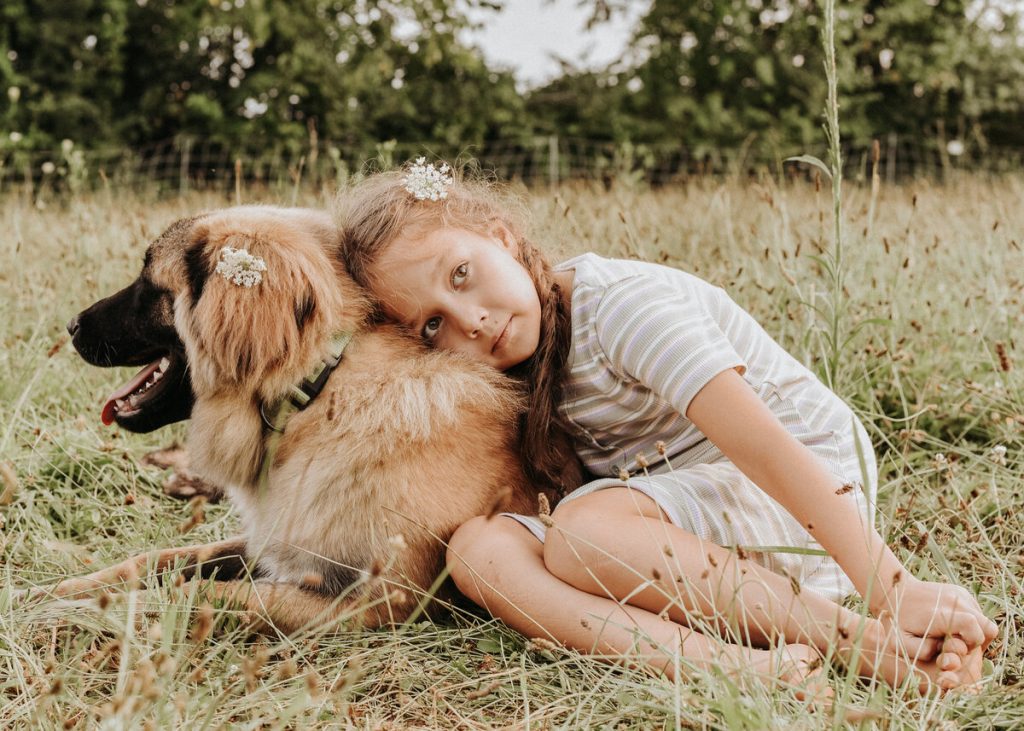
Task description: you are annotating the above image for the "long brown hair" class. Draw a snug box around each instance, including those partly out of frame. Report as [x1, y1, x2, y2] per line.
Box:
[336, 169, 579, 495]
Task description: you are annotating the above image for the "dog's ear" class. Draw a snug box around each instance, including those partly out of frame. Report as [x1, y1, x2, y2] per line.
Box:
[182, 219, 339, 385]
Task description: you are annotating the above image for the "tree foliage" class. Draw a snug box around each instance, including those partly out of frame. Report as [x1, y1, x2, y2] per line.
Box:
[1, 0, 1022, 155]
[553, 0, 1024, 150]
[1, 0, 527, 152]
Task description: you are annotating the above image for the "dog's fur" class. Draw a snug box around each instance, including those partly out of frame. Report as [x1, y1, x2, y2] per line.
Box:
[50, 206, 548, 632]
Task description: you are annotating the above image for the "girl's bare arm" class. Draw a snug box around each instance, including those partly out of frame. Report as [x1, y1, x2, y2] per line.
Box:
[685, 368, 997, 650]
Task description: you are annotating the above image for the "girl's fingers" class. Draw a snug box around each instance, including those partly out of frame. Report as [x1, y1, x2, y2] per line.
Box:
[950, 612, 986, 647]
[984, 617, 999, 641]
[952, 589, 997, 641]
[896, 633, 940, 661]
[937, 652, 961, 672]
[941, 636, 969, 657]
[937, 670, 961, 692]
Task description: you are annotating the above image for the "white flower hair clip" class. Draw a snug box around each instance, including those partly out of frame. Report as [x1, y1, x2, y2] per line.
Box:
[402, 157, 453, 201]
[215, 246, 267, 287]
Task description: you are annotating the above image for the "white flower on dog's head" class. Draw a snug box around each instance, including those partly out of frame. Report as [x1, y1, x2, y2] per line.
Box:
[215, 246, 267, 287]
[402, 157, 453, 201]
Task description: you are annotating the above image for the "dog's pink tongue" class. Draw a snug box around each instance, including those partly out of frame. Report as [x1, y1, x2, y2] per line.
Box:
[101, 399, 117, 426]
[101, 360, 162, 426]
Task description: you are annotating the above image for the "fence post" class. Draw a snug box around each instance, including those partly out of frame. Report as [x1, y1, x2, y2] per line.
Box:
[886, 132, 897, 184]
[179, 136, 192, 196]
[547, 135, 559, 187]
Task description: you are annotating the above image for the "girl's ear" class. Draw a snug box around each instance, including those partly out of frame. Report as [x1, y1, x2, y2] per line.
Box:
[488, 221, 517, 252]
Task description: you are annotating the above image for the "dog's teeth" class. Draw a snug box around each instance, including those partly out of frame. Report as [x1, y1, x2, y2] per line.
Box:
[152, 371, 163, 383]
[159, 357, 170, 372]
[128, 394, 139, 407]
[115, 399, 126, 410]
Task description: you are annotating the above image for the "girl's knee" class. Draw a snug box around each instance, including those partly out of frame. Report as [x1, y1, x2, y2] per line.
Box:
[445, 515, 539, 601]
[544, 493, 621, 581]
[543, 488, 673, 583]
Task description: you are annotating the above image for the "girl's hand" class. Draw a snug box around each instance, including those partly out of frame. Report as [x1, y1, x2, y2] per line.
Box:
[883, 576, 997, 655]
[843, 616, 985, 693]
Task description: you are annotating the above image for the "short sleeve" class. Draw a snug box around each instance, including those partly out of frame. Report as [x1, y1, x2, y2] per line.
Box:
[594, 275, 747, 417]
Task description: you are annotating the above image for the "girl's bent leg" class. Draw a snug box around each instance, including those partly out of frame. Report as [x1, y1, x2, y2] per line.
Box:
[446, 514, 824, 692]
[543, 487, 847, 649]
[542, 488, 961, 691]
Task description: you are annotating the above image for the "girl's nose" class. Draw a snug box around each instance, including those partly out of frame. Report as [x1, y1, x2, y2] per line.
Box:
[456, 308, 487, 338]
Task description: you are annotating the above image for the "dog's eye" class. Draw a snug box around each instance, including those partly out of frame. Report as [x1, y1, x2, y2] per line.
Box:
[422, 316, 442, 341]
[451, 263, 468, 288]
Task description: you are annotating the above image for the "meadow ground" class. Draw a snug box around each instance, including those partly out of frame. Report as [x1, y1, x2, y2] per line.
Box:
[0, 174, 1021, 729]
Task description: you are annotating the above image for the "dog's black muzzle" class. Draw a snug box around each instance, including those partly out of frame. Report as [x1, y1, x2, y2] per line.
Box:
[69, 277, 195, 432]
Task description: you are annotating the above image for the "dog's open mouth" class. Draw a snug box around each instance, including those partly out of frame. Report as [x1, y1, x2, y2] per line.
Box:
[101, 353, 182, 426]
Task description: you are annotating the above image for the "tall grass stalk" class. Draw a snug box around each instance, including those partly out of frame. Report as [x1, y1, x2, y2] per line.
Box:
[820, 0, 846, 392]
[787, 0, 852, 392]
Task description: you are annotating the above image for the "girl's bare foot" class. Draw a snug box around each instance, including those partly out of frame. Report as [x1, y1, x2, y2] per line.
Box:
[745, 642, 830, 704]
[837, 618, 981, 693]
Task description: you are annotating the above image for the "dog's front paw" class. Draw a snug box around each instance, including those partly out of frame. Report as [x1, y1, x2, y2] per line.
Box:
[163, 472, 223, 503]
[141, 444, 189, 471]
[143, 445, 224, 503]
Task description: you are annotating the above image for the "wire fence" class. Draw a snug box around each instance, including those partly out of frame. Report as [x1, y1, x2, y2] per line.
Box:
[2, 134, 1022, 196]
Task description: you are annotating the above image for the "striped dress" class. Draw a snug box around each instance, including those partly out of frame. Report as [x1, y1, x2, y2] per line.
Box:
[504, 253, 877, 601]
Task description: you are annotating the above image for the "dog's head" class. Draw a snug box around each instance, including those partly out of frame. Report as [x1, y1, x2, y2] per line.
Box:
[69, 206, 362, 432]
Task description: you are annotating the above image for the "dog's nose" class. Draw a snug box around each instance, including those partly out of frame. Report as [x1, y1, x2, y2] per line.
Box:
[66, 315, 81, 337]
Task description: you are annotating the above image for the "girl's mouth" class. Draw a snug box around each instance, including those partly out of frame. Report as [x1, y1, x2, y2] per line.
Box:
[492, 317, 512, 354]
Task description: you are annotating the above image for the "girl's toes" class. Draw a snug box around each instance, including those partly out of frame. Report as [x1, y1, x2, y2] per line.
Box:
[941, 636, 969, 657]
[778, 644, 831, 704]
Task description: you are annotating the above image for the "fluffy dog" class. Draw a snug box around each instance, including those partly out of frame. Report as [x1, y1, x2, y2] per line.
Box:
[50, 206, 547, 632]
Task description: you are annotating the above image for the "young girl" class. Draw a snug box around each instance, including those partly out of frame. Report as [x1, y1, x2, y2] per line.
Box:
[338, 163, 996, 695]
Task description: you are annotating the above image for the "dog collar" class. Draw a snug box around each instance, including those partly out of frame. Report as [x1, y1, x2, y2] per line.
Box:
[256, 332, 352, 488]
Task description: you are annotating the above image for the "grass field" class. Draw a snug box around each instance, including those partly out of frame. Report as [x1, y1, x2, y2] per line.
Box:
[1, 174, 1022, 729]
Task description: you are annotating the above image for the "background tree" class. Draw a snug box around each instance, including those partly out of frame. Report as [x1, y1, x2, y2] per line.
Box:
[537, 0, 1024, 151]
[1, 0, 1022, 157]
[1, 0, 527, 152]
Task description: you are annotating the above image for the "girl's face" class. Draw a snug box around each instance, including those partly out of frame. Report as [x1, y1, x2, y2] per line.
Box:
[371, 225, 542, 371]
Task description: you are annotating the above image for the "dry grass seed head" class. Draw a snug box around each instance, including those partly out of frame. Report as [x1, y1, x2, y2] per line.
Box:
[537, 492, 551, 517]
[178, 495, 207, 533]
[304, 669, 322, 697]
[242, 646, 269, 692]
[465, 679, 502, 700]
[835, 482, 855, 495]
[190, 603, 214, 644]
[276, 658, 299, 681]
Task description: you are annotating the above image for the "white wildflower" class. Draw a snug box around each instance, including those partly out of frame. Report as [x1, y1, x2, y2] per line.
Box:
[7, 86, 20, 104]
[41, 161, 56, 174]
[989, 444, 1007, 466]
[9, 131, 22, 143]
[215, 246, 266, 287]
[61, 139, 74, 155]
[402, 157, 453, 201]
[932, 452, 948, 469]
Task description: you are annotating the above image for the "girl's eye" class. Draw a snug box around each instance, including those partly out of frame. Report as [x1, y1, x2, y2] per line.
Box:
[452, 262, 469, 287]
[422, 316, 442, 340]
